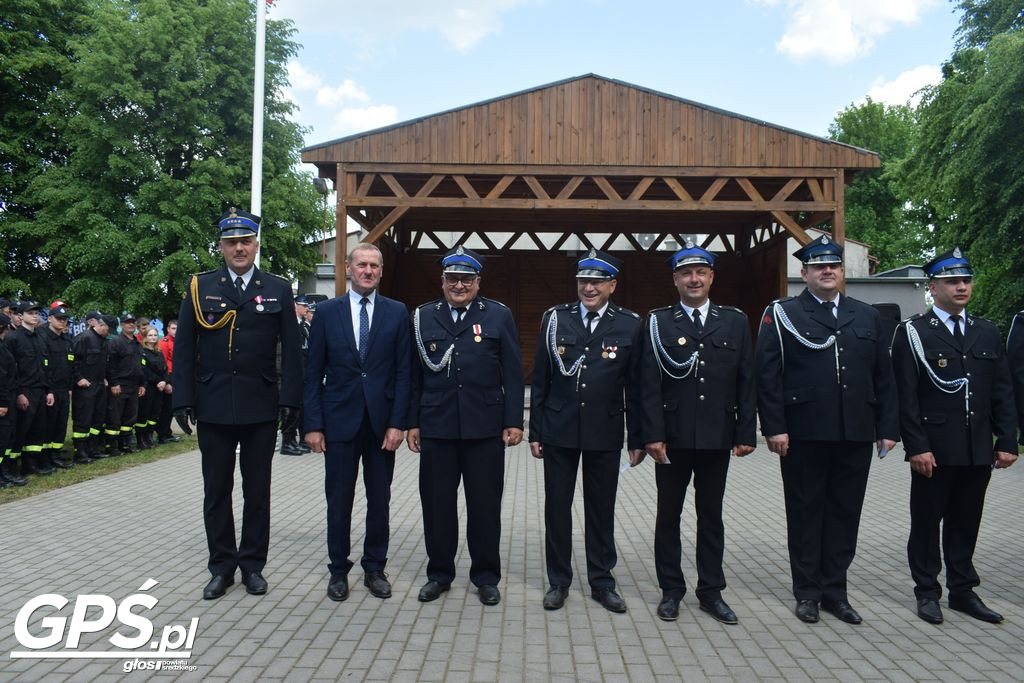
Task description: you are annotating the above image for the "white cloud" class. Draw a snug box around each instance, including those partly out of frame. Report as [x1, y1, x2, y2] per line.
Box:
[865, 64, 942, 106]
[287, 60, 322, 91]
[315, 80, 371, 108]
[270, 0, 537, 53]
[333, 105, 400, 135]
[755, 0, 939, 64]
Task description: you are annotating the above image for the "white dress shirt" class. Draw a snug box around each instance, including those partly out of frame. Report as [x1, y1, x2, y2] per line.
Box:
[349, 289, 376, 351]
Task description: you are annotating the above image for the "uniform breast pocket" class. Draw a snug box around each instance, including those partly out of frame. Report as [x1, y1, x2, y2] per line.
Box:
[852, 327, 878, 358]
[798, 328, 831, 344]
[254, 301, 282, 315]
[711, 337, 736, 352]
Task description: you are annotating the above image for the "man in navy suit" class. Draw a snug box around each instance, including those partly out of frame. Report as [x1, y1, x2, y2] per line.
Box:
[304, 242, 411, 602]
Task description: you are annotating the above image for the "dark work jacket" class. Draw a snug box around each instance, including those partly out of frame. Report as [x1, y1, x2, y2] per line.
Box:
[141, 346, 168, 385]
[106, 332, 144, 388]
[6, 326, 48, 392]
[41, 326, 73, 391]
[0, 341, 16, 410]
[641, 302, 756, 450]
[529, 300, 643, 451]
[71, 328, 108, 385]
[755, 289, 899, 443]
[892, 309, 1018, 465]
[409, 296, 524, 440]
[173, 266, 302, 425]
[1008, 312, 1024, 445]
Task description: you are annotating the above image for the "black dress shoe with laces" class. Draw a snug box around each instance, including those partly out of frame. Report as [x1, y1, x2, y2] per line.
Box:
[364, 571, 392, 598]
[592, 588, 627, 613]
[699, 597, 738, 624]
[656, 595, 681, 621]
[417, 580, 450, 602]
[821, 599, 862, 624]
[241, 571, 268, 595]
[203, 574, 234, 600]
[916, 598, 943, 624]
[949, 594, 1003, 623]
[327, 575, 349, 602]
[794, 599, 819, 623]
[478, 585, 501, 605]
[543, 585, 569, 610]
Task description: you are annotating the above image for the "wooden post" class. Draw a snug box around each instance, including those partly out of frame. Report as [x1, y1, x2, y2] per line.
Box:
[335, 163, 348, 296]
[834, 168, 846, 293]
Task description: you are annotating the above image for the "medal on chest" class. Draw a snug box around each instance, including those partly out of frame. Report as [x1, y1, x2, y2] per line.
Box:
[473, 323, 482, 343]
[254, 295, 264, 312]
[602, 341, 618, 359]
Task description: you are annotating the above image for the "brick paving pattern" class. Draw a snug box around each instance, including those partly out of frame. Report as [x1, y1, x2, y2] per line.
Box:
[1, 438, 1022, 681]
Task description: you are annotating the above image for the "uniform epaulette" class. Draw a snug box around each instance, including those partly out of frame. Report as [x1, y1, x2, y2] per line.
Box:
[260, 271, 290, 285]
[481, 297, 508, 308]
[770, 296, 794, 305]
[193, 269, 217, 278]
[420, 299, 444, 311]
[612, 303, 640, 319]
[717, 305, 746, 316]
[648, 305, 675, 315]
[903, 312, 925, 323]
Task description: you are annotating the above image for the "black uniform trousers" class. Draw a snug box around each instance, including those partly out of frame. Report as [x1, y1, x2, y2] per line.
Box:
[72, 384, 106, 439]
[543, 445, 619, 590]
[197, 419, 276, 577]
[14, 387, 47, 456]
[325, 409, 396, 577]
[419, 436, 504, 587]
[106, 385, 139, 437]
[44, 390, 70, 449]
[137, 382, 161, 430]
[156, 392, 173, 439]
[908, 465, 991, 601]
[780, 439, 872, 602]
[655, 448, 731, 601]
[0, 412, 13, 458]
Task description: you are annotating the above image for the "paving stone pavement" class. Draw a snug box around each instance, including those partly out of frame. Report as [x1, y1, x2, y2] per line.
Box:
[1, 438, 1023, 682]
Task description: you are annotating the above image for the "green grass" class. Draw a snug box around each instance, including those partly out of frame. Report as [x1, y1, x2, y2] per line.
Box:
[0, 435, 198, 504]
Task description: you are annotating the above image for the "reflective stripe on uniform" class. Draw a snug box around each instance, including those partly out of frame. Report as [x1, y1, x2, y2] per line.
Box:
[104, 429, 119, 436]
[72, 431, 90, 439]
[23, 444, 43, 452]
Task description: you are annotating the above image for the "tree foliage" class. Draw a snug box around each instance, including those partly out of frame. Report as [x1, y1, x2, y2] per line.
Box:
[905, 3, 1024, 324]
[827, 99, 929, 271]
[1, 0, 330, 318]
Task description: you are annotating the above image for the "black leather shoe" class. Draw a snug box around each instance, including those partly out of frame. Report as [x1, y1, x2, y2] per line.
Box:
[657, 595, 680, 621]
[821, 599, 862, 624]
[916, 598, 943, 624]
[241, 571, 268, 595]
[279, 441, 304, 456]
[158, 435, 182, 444]
[203, 574, 234, 600]
[949, 594, 1003, 623]
[327, 575, 349, 602]
[699, 597, 738, 624]
[543, 585, 569, 611]
[795, 599, 819, 623]
[592, 588, 627, 613]
[417, 581, 451, 602]
[298, 442, 311, 453]
[364, 571, 392, 599]
[478, 585, 501, 605]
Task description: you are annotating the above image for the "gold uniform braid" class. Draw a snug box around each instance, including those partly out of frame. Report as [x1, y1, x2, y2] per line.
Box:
[189, 275, 237, 358]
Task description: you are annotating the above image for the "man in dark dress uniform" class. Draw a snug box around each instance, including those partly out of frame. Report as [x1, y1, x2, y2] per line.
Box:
[0, 312, 23, 486]
[641, 244, 756, 624]
[6, 302, 54, 477]
[105, 313, 145, 455]
[280, 295, 311, 456]
[891, 248, 1018, 624]
[529, 249, 642, 613]
[407, 246, 524, 606]
[1008, 309, 1024, 444]
[70, 312, 110, 463]
[41, 303, 75, 469]
[172, 208, 302, 600]
[755, 234, 899, 625]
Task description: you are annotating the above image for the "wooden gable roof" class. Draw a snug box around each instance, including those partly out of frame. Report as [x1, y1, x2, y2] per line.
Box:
[301, 74, 879, 171]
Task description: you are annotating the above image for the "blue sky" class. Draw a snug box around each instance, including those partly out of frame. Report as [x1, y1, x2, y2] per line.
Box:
[271, 0, 960, 147]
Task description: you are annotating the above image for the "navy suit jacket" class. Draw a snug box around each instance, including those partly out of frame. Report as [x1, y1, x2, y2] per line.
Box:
[303, 292, 412, 443]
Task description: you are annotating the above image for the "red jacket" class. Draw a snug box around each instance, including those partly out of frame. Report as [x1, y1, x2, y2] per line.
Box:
[159, 335, 174, 374]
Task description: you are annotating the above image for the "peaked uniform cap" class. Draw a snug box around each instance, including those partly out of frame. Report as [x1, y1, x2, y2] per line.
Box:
[576, 249, 622, 280]
[923, 247, 973, 279]
[793, 234, 843, 264]
[217, 207, 261, 239]
[441, 245, 484, 275]
[669, 241, 715, 269]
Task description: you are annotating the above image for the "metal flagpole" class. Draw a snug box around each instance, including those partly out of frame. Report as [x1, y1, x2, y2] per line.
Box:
[251, 0, 268, 267]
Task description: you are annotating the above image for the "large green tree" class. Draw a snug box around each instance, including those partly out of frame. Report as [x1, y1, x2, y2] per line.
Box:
[905, 1, 1024, 324]
[827, 99, 928, 271]
[3, 0, 330, 317]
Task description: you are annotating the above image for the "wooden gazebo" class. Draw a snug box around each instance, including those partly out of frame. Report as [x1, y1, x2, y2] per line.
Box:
[300, 74, 879, 375]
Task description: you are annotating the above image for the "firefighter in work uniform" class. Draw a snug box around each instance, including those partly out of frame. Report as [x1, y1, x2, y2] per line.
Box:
[70, 311, 110, 463]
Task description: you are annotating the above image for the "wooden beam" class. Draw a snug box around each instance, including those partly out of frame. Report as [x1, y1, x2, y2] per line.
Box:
[335, 163, 348, 297]
[834, 169, 846, 291]
[627, 177, 655, 201]
[354, 173, 375, 198]
[771, 178, 803, 202]
[347, 209, 371, 229]
[700, 177, 729, 202]
[340, 162, 861, 178]
[380, 174, 409, 199]
[806, 178, 824, 202]
[345, 196, 835, 212]
[523, 175, 550, 200]
[662, 177, 694, 202]
[735, 177, 763, 202]
[476, 231, 499, 251]
[363, 206, 410, 244]
[452, 175, 479, 199]
[801, 211, 832, 229]
[485, 175, 515, 199]
[592, 176, 621, 201]
[771, 210, 813, 246]
[555, 176, 585, 200]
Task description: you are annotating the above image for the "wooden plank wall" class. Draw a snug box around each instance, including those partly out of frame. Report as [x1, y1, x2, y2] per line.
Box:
[377, 247, 783, 379]
[305, 77, 878, 171]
